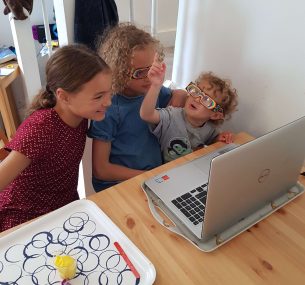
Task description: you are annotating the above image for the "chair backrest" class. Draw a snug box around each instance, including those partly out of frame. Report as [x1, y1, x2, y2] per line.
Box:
[0, 129, 9, 160]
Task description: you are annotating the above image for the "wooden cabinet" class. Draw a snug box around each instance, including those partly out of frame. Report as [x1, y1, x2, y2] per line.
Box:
[0, 61, 20, 140]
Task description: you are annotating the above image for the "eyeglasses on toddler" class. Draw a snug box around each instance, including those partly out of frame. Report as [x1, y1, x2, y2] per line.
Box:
[186, 82, 223, 113]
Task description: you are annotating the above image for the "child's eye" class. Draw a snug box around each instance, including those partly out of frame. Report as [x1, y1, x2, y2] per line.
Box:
[94, 92, 113, 100]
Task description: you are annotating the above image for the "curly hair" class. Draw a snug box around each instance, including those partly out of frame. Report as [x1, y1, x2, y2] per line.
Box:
[97, 22, 161, 93]
[195, 72, 238, 125]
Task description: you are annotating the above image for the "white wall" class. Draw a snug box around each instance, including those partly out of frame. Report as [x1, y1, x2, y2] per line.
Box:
[173, 0, 305, 137]
[116, 0, 178, 46]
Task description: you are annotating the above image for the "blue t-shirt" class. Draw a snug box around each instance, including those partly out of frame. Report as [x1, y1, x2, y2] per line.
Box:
[88, 86, 172, 191]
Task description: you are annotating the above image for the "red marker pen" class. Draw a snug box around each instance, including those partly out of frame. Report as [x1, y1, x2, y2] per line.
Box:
[114, 241, 140, 284]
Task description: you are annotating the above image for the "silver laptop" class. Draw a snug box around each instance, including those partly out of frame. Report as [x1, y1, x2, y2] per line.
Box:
[144, 116, 305, 244]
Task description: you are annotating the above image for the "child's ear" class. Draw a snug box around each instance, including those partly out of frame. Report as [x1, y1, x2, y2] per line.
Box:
[55, 88, 69, 104]
[210, 112, 224, 121]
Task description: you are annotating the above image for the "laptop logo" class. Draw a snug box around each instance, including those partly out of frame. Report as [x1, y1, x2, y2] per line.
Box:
[258, 169, 271, 183]
[155, 175, 170, 183]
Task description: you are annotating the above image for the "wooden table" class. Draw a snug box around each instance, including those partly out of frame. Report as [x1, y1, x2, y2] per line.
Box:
[0, 61, 20, 139]
[86, 132, 305, 284]
[1, 132, 305, 284]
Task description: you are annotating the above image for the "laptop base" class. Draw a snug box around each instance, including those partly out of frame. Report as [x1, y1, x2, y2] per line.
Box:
[142, 182, 304, 252]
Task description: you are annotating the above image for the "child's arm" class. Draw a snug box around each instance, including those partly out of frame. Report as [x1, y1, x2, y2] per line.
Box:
[92, 140, 145, 182]
[140, 54, 166, 124]
[0, 151, 31, 191]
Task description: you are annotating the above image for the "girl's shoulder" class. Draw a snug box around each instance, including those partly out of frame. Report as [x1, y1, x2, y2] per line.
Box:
[6, 109, 57, 157]
[20, 109, 52, 128]
[18, 109, 64, 136]
[26, 108, 55, 122]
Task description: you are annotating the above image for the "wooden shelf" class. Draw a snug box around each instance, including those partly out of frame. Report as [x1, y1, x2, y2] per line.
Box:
[0, 61, 20, 140]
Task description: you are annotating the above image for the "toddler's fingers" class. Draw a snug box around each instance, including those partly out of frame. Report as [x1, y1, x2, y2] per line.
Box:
[149, 67, 161, 77]
[226, 133, 234, 143]
[150, 65, 161, 72]
[148, 69, 158, 77]
[150, 64, 165, 75]
[151, 61, 163, 70]
[154, 52, 162, 63]
[220, 135, 227, 143]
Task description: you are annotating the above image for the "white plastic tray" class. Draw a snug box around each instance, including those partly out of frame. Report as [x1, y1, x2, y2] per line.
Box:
[0, 200, 156, 284]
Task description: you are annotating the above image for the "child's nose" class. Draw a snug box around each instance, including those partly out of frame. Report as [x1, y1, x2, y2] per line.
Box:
[193, 95, 202, 103]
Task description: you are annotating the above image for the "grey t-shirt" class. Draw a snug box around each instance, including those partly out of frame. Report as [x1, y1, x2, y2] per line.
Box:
[151, 107, 219, 162]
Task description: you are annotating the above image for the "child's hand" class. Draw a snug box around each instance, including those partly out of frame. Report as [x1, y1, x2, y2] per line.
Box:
[148, 53, 166, 87]
[216, 132, 234, 144]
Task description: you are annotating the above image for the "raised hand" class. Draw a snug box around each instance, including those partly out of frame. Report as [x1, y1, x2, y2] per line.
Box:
[148, 53, 166, 87]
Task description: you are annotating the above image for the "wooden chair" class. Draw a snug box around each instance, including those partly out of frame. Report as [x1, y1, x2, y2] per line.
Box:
[0, 129, 9, 160]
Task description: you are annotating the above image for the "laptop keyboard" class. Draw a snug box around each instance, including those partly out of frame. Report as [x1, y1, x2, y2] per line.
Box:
[171, 183, 208, 225]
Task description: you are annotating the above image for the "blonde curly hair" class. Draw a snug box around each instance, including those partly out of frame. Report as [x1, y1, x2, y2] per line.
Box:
[97, 23, 161, 93]
[195, 72, 238, 125]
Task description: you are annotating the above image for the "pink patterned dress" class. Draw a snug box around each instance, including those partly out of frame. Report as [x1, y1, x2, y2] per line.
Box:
[0, 108, 88, 232]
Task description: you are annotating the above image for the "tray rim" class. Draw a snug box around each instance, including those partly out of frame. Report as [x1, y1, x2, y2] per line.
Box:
[0, 199, 156, 284]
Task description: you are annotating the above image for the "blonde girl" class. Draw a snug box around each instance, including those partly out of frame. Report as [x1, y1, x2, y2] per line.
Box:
[88, 23, 186, 191]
